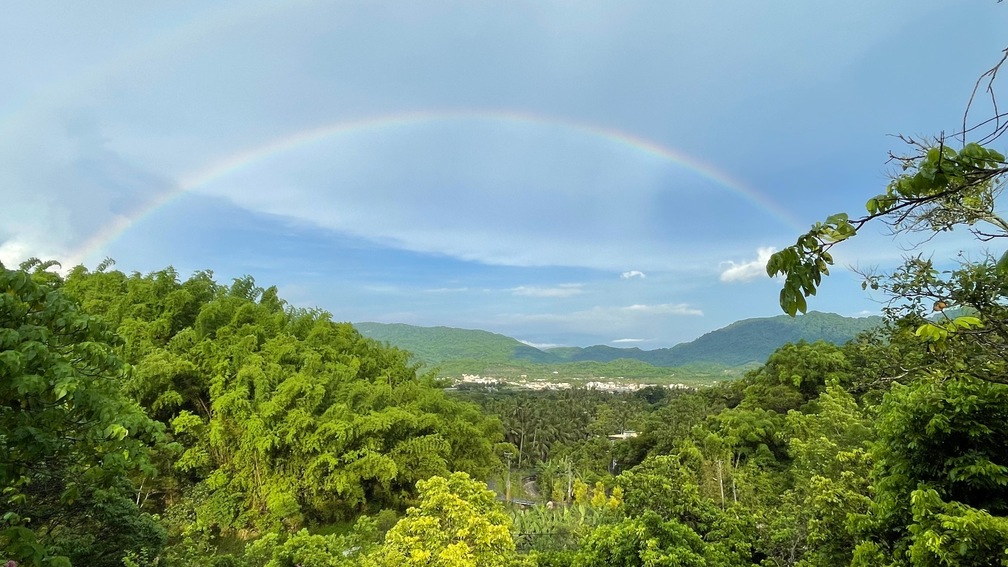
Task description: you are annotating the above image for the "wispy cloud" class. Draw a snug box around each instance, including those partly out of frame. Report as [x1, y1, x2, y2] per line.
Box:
[612, 338, 646, 343]
[511, 284, 583, 298]
[0, 239, 46, 267]
[520, 339, 565, 349]
[719, 247, 776, 283]
[620, 270, 646, 279]
[506, 302, 703, 325]
[424, 286, 470, 293]
[0, 114, 172, 267]
[624, 303, 703, 316]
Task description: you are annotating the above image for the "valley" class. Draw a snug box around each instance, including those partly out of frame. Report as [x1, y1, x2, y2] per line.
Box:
[354, 311, 883, 388]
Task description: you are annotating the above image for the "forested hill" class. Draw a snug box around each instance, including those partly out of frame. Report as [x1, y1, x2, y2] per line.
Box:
[552, 311, 883, 366]
[355, 311, 883, 368]
[354, 323, 557, 364]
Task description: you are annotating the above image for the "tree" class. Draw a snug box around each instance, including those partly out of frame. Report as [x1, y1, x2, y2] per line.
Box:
[767, 51, 1008, 318]
[574, 511, 709, 567]
[617, 453, 716, 530]
[851, 372, 1008, 565]
[362, 472, 519, 567]
[242, 518, 379, 567]
[761, 386, 875, 567]
[1, 260, 164, 566]
[59, 267, 503, 539]
[765, 48, 1008, 566]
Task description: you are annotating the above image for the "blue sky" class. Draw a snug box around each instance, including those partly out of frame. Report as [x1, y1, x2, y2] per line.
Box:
[2, 2, 1006, 347]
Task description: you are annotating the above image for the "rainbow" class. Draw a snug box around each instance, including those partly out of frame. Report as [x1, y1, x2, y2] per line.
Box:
[69, 109, 802, 265]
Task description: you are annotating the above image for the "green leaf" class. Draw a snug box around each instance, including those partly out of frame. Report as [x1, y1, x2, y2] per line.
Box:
[795, 292, 807, 315]
[997, 250, 1008, 275]
[104, 423, 129, 440]
[952, 316, 983, 329]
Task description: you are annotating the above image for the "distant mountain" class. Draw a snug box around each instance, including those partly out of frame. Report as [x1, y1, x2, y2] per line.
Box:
[353, 323, 557, 365]
[548, 311, 883, 367]
[355, 311, 883, 368]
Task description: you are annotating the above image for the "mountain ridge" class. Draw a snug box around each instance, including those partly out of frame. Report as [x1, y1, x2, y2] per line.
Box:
[355, 311, 883, 368]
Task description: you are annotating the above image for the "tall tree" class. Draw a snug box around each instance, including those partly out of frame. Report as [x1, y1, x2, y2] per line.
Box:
[363, 472, 519, 567]
[766, 48, 1008, 565]
[1, 260, 164, 566]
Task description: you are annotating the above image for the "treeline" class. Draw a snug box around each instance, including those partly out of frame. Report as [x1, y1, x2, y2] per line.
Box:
[440, 358, 733, 385]
[355, 323, 557, 365]
[465, 325, 1008, 565]
[358, 313, 883, 369]
[1, 260, 503, 566]
[3, 257, 1007, 566]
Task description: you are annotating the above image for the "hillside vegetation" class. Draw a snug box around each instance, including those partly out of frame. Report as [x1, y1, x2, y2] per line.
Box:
[3, 257, 1007, 566]
[0, 262, 502, 566]
[357, 311, 882, 372]
[354, 323, 556, 364]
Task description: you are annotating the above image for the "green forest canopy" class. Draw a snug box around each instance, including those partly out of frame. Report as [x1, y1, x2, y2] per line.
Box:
[3, 240, 1008, 566]
[1, 262, 504, 566]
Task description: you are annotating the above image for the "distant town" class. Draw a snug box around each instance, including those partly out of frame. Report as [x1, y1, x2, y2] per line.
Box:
[453, 372, 694, 392]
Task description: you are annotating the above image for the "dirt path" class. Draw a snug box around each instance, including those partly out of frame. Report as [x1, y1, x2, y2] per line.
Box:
[523, 478, 539, 498]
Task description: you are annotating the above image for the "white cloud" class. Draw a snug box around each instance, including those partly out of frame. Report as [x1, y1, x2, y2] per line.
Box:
[624, 303, 703, 316]
[612, 338, 646, 343]
[519, 339, 565, 349]
[0, 113, 173, 268]
[620, 270, 646, 279]
[0, 238, 42, 268]
[424, 286, 470, 293]
[511, 284, 583, 298]
[506, 303, 703, 327]
[719, 247, 776, 283]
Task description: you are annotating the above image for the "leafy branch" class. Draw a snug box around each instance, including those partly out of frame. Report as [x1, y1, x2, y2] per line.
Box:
[768, 139, 1007, 316]
[768, 47, 1008, 317]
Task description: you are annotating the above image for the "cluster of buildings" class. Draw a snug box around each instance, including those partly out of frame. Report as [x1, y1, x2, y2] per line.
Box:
[453, 373, 691, 392]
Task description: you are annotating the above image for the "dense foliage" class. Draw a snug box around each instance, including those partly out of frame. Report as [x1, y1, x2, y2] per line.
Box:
[4, 245, 1007, 566]
[2, 261, 503, 565]
[0, 260, 165, 567]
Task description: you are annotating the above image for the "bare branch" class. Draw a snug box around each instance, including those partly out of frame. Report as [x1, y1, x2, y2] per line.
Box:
[963, 47, 1008, 146]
